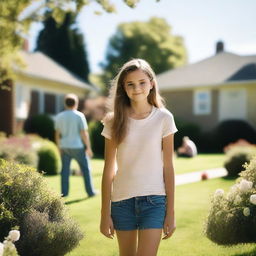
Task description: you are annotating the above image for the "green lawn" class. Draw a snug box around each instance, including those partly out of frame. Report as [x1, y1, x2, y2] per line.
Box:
[44, 157, 256, 256]
[71, 154, 226, 176]
[174, 153, 226, 174]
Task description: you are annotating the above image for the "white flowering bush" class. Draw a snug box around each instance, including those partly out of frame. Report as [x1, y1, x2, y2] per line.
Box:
[205, 156, 256, 245]
[0, 159, 83, 256]
[0, 230, 20, 256]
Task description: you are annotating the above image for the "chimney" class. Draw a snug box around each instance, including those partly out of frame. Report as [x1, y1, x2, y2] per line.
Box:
[216, 41, 224, 54]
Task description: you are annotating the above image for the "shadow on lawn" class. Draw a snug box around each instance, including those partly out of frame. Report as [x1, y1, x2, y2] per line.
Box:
[222, 176, 237, 181]
[65, 197, 90, 205]
[232, 246, 256, 256]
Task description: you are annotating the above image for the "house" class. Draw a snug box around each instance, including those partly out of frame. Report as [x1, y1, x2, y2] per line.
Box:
[0, 50, 97, 135]
[157, 42, 256, 131]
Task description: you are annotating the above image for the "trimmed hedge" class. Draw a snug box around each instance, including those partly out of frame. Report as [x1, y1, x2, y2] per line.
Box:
[88, 121, 104, 158]
[215, 120, 256, 152]
[37, 140, 61, 175]
[224, 146, 256, 177]
[24, 114, 55, 142]
[174, 118, 201, 151]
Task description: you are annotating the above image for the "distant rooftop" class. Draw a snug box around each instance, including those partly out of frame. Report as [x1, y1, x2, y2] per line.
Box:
[15, 51, 96, 91]
[157, 51, 256, 90]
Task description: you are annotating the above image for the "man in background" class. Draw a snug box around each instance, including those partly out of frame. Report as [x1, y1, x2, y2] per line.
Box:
[55, 93, 96, 197]
[177, 136, 198, 158]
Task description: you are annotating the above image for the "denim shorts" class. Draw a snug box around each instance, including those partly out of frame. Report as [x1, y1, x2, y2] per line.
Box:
[111, 195, 167, 230]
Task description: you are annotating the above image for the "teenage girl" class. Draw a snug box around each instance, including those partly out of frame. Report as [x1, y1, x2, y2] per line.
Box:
[100, 59, 177, 256]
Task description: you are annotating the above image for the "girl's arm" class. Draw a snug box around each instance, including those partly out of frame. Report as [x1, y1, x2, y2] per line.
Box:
[163, 134, 175, 214]
[162, 134, 176, 239]
[100, 137, 117, 238]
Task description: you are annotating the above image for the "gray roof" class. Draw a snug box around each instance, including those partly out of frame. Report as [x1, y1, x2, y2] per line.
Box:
[16, 51, 95, 91]
[157, 52, 256, 90]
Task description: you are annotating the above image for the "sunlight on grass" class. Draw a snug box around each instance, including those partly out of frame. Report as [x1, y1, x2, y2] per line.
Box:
[44, 154, 256, 255]
[174, 154, 226, 174]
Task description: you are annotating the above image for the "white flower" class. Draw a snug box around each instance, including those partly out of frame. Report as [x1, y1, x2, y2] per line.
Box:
[230, 184, 239, 193]
[234, 195, 242, 205]
[0, 242, 3, 256]
[250, 194, 256, 205]
[243, 207, 250, 217]
[3, 241, 15, 250]
[214, 189, 224, 197]
[239, 179, 253, 193]
[8, 230, 20, 242]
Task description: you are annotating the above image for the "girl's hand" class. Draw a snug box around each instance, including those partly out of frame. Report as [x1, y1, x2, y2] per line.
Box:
[100, 215, 115, 239]
[162, 214, 176, 240]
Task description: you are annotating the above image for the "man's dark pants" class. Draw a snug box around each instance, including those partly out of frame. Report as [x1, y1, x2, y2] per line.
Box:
[61, 148, 95, 197]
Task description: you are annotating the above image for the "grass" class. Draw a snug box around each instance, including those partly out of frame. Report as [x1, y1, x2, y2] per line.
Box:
[70, 154, 226, 176]
[174, 153, 226, 174]
[43, 156, 256, 256]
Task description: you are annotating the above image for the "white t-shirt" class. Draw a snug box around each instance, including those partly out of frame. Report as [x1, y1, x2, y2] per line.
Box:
[101, 106, 178, 202]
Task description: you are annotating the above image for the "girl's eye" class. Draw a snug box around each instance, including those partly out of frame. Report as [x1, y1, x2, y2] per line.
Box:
[140, 82, 145, 85]
[127, 84, 133, 87]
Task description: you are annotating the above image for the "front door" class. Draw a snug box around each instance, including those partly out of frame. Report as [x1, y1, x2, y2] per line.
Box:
[219, 88, 247, 121]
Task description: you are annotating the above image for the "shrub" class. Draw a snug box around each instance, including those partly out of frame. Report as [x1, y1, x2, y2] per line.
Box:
[174, 118, 201, 151]
[0, 159, 83, 256]
[0, 136, 38, 167]
[88, 121, 104, 158]
[205, 156, 256, 245]
[223, 139, 253, 153]
[24, 114, 55, 142]
[197, 130, 220, 153]
[224, 146, 256, 177]
[36, 139, 61, 175]
[214, 120, 256, 152]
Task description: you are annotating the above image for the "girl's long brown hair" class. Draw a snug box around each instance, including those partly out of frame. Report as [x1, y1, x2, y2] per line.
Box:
[103, 59, 165, 145]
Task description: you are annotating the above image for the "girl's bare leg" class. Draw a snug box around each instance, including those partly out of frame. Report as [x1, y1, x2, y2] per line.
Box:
[116, 230, 138, 256]
[136, 229, 162, 256]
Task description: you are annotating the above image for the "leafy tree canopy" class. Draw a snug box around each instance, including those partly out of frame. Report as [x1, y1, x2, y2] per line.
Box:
[36, 12, 90, 82]
[101, 17, 187, 87]
[0, 0, 156, 83]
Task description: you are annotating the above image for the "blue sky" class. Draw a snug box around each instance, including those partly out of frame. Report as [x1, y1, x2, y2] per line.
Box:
[28, 0, 256, 73]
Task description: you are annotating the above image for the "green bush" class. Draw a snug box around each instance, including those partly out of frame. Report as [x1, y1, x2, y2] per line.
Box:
[215, 120, 256, 152]
[0, 159, 83, 256]
[205, 156, 256, 245]
[224, 146, 256, 177]
[174, 118, 201, 151]
[24, 114, 55, 142]
[0, 136, 38, 167]
[88, 121, 104, 158]
[32, 137, 61, 175]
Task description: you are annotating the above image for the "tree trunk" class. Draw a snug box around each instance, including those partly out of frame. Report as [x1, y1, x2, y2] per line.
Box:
[0, 79, 14, 136]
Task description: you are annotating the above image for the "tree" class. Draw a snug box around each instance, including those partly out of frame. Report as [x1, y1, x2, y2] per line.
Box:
[101, 17, 187, 85]
[0, 0, 156, 84]
[36, 12, 90, 82]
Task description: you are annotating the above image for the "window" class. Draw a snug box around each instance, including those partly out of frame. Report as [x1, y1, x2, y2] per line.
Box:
[44, 93, 56, 114]
[194, 90, 211, 115]
[16, 84, 30, 119]
[29, 90, 39, 116]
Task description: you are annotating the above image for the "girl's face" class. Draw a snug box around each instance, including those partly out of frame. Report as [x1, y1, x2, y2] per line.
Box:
[123, 69, 153, 103]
